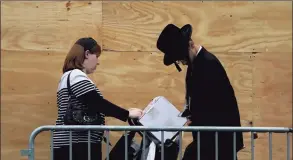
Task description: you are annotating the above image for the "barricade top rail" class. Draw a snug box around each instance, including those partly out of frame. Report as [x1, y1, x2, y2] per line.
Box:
[32, 125, 293, 133]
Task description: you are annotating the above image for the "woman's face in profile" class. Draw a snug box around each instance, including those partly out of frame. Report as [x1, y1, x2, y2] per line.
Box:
[83, 51, 100, 74]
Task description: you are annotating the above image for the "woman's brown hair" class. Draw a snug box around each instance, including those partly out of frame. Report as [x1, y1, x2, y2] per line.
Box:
[62, 37, 101, 73]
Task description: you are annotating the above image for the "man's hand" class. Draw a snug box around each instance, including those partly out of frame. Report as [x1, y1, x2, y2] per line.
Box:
[186, 119, 192, 126]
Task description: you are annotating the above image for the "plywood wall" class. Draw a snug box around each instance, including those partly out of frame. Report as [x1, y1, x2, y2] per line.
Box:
[1, 1, 292, 160]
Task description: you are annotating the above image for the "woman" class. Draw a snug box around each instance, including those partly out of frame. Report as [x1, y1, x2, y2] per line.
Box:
[53, 37, 143, 160]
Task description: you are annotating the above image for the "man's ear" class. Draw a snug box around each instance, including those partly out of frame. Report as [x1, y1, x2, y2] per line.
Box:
[84, 50, 90, 59]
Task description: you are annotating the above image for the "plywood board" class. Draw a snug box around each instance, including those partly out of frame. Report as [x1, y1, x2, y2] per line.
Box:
[1, 1, 102, 52]
[252, 52, 292, 160]
[252, 52, 292, 127]
[102, 1, 292, 53]
[1, 50, 65, 160]
[1, 1, 102, 159]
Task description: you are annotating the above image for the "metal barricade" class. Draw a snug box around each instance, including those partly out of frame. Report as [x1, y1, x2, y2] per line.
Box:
[20, 125, 292, 160]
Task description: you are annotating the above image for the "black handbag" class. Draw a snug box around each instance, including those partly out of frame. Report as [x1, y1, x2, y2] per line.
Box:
[63, 71, 102, 125]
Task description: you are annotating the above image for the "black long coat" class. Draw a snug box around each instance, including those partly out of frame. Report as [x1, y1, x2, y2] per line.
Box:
[183, 46, 244, 160]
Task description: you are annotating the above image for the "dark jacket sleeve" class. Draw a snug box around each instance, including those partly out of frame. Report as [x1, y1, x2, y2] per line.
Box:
[76, 90, 130, 122]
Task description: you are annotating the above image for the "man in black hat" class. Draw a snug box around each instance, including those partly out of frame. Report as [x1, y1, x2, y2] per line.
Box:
[156, 24, 244, 160]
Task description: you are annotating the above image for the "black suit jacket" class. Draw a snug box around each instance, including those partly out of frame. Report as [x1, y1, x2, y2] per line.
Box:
[185, 46, 244, 152]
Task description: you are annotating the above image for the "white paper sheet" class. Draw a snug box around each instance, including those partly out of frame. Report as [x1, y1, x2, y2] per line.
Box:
[139, 96, 187, 143]
[146, 142, 156, 160]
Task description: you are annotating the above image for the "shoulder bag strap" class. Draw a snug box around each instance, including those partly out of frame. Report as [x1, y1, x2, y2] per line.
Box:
[67, 71, 74, 97]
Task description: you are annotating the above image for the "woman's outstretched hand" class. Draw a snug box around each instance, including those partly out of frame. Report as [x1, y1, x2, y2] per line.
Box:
[128, 108, 143, 119]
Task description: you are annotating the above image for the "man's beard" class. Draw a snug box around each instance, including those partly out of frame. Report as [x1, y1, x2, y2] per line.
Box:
[178, 56, 191, 66]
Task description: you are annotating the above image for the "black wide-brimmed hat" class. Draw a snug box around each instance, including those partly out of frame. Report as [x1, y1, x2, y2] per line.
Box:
[156, 24, 193, 72]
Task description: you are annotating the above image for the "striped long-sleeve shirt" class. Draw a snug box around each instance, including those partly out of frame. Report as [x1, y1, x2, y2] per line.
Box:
[53, 69, 129, 148]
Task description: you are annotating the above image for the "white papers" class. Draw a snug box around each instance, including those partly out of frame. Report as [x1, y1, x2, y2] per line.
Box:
[146, 142, 156, 160]
[139, 96, 187, 143]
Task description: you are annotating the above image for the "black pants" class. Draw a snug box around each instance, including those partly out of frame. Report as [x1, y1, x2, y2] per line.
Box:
[182, 141, 238, 160]
[53, 142, 102, 160]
